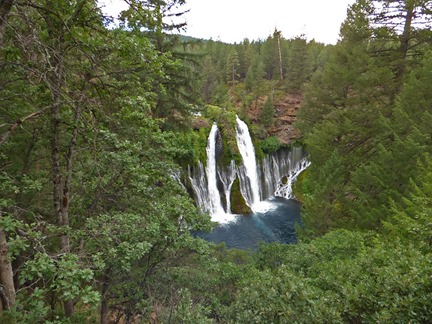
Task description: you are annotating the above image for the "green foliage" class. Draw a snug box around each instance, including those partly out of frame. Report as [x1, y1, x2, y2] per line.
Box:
[286, 35, 310, 92]
[259, 96, 275, 127]
[384, 154, 432, 252]
[226, 49, 240, 84]
[165, 288, 213, 323]
[230, 178, 252, 214]
[260, 136, 280, 154]
[169, 130, 207, 165]
[203, 104, 224, 121]
[296, 0, 432, 236]
[2, 0, 432, 322]
[227, 230, 432, 323]
[22, 253, 98, 303]
[245, 54, 266, 99]
[202, 104, 241, 164]
[0, 0, 211, 320]
[6, 253, 99, 322]
[292, 167, 310, 203]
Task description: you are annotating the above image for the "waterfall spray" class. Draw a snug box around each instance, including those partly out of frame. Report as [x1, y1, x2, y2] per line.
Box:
[187, 119, 310, 222]
[235, 116, 261, 209]
[206, 123, 225, 215]
[218, 160, 237, 214]
[274, 158, 311, 199]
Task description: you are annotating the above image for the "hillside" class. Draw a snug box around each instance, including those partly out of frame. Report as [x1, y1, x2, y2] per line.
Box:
[270, 93, 302, 144]
[244, 92, 303, 145]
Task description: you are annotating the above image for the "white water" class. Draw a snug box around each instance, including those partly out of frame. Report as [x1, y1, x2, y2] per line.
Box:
[263, 146, 305, 199]
[218, 160, 237, 214]
[235, 116, 261, 210]
[188, 162, 209, 214]
[206, 123, 225, 216]
[274, 158, 311, 199]
[187, 118, 310, 223]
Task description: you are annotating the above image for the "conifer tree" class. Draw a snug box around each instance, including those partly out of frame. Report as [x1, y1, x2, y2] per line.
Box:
[297, 0, 432, 235]
[287, 35, 309, 92]
[260, 96, 275, 127]
[226, 49, 240, 86]
[245, 54, 266, 107]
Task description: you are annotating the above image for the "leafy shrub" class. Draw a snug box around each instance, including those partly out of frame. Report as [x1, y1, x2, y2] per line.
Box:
[260, 136, 280, 154]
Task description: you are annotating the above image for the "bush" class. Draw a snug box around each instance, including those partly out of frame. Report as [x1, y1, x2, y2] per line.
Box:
[260, 136, 280, 154]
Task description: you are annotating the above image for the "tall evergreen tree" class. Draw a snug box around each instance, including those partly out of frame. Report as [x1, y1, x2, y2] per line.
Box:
[286, 35, 309, 92]
[297, 0, 432, 235]
[226, 49, 240, 86]
[119, 0, 201, 128]
[245, 54, 266, 107]
[260, 95, 275, 127]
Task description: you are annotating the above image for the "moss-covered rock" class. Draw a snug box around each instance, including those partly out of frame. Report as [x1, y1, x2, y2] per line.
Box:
[230, 178, 252, 214]
[292, 168, 310, 203]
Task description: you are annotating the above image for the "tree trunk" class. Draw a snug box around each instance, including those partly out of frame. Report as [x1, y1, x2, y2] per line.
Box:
[100, 276, 110, 324]
[0, 0, 13, 23]
[0, 0, 14, 43]
[277, 33, 283, 81]
[391, 1, 415, 102]
[63, 300, 74, 318]
[396, 1, 414, 84]
[50, 99, 75, 317]
[44, 5, 84, 317]
[49, 55, 75, 317]
[0, 228, 16, 310]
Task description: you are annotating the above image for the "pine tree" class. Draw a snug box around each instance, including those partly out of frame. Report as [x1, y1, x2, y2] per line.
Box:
[226, 49, 240, 86]
[286, 35, 309, 92]
[296, 0, 432, 235]
[260, 96, 275, 127]
[245, 54, 266, 108]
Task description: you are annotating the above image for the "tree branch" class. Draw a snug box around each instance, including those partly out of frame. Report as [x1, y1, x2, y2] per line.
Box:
[0, 108, 47, 146]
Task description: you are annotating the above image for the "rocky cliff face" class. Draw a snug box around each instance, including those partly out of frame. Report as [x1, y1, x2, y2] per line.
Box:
[246, 92, 303, 145]
[270, 93, 302, 145]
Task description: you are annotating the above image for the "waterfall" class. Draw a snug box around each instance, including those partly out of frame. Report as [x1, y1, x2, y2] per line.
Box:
[188, 162, 209, 214]
[187, 118, 310, 222]
[206, 123, 225, 215]
[262, 146, 306, 200]
[235, 116, 261, 208]
[274, 158, 311, 199]
[218, 160, 237, 214]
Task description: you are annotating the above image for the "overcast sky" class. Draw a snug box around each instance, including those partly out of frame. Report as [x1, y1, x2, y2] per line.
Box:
[98, 0, 356, 44]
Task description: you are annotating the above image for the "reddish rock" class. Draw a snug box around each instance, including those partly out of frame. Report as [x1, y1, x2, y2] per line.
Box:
[242, 93, 303, 145]
[269, 93, 303, 145]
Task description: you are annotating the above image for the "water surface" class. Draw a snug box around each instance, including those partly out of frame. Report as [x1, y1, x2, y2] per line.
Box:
[195, 197, 301, 250]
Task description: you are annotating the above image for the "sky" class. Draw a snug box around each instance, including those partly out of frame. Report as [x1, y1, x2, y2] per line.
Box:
[98, 0, 357, 45]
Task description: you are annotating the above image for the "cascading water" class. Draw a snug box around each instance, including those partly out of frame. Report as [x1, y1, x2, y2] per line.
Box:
[235, 116, 261, 209]
[218, 160, 237, 214]
[205, 123, 225, 216]
[274, 158, 311, 199]
[262, 147, 308, 200]
[187, 118, 310, 223]
[188, 162, 209, 214]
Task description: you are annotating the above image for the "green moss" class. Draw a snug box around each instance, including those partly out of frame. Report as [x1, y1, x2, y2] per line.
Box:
[292, 168, 310, 203]
[230, 178, 252, 214]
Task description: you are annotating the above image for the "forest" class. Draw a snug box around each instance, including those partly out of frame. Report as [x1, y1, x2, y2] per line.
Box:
[1, 0, 432, 322]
